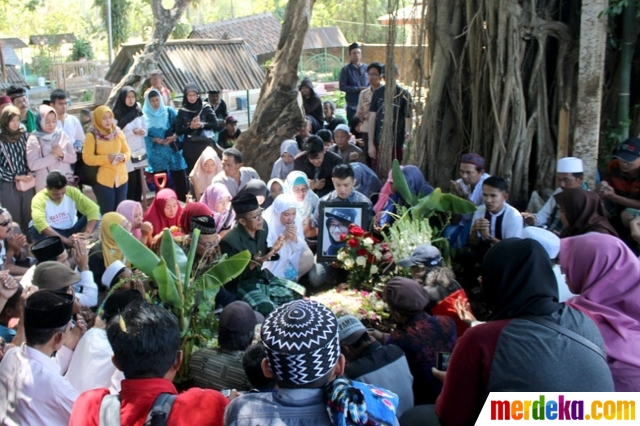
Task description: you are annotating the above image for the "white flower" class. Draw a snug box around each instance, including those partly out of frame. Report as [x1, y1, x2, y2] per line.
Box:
[337, 251, 347, 261]
[355, 256, 367, 267]
[344, 258, 355, 270]
[370, 265, 379, 274]
[363, 237, 374, 248]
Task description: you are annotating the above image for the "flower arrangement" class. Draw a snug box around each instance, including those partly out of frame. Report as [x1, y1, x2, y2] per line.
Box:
[384, 206, 434, 262]
[311, 288, 388, 325]
[335, 224, 389, 289]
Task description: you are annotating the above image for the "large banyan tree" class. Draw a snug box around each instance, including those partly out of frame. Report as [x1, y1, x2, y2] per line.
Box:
[409, 0, 583, 206]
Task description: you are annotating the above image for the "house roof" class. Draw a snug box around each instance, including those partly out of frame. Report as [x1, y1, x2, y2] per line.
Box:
[29, 33, 77, 46]
[0, 67, 28, 90]
[104, 39, 265, 92]
[1, 44, 21, 66]
[190, 13, 281, 57]
[303, 27, 349, 50]
[0, 38, 28, 49]
[190, 14, 350, 57]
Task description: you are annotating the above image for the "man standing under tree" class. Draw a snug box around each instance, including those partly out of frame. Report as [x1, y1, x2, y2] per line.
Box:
[339, 43, 368, 122]
[367, 64, 412, 168]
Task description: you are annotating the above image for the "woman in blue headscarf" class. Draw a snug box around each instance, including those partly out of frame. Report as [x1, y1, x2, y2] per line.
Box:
[143, 89, 189, 201]
[350, 162, 382, 199]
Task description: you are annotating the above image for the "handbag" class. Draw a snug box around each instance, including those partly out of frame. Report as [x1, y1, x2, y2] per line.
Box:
[0, 141, 35, 192]
[76, 131, 100, 186]
[131, 153, 148, 163]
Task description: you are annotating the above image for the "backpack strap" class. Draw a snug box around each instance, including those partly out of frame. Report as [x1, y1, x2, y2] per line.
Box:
[98, 394, 122, 426]
[520, 315, 607, 361]
[144, 392, 177, 426]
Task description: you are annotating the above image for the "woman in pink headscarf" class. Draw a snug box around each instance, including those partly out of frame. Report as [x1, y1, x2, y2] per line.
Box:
[189, 146, 222, 201]
[116, 200, 153, 246]
[143, 188, 183, 238]
[200, 183, 235, 238]
[562, 233, 640, 391]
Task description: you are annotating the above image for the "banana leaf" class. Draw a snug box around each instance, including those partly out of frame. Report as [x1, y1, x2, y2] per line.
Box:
[160, 228, 189, 285]
[415, 188, 477, 215]
[110, 223, 160, 277]
[184, 229, 201, 288]
[391, 159, 418, 206]
[193, 250, 251, 302]
[153, 258, 183, 312]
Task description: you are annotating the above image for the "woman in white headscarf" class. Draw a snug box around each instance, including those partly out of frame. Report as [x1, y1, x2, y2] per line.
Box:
[262, 194, 314, 281]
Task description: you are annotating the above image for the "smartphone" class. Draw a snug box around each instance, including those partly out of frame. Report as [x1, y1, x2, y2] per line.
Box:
[436, 352, 451, 371]
[221, 389, 231, 397]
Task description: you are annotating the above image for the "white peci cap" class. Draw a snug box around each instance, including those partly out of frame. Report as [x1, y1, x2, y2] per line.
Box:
[556, 157, 584, 173]
[522, 227, 560, 260]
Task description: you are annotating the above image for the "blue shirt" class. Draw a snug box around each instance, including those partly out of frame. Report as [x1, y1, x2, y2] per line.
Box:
[0, 324, 16, 343]
[339, 62, 369, 106]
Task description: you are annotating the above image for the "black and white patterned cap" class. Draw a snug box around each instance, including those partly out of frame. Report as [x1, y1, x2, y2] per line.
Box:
[261, 300, 340, 386]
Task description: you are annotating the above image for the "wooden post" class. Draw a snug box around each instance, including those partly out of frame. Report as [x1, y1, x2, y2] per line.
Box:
[573, 0, 608, 188]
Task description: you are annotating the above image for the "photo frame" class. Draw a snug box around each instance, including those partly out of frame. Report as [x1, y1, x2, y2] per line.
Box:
[317, 201, 369, 263]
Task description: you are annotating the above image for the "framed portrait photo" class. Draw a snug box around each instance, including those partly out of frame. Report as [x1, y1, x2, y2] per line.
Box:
[317, 201, 369, 263]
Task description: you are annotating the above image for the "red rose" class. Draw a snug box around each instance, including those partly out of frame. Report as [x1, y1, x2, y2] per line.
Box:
[367, 254, 376, 264]
[349, 225, 365, 237]
[357, 248, 367, 256]
[347, 238, 359, 248]
[340, 233, 348, 241]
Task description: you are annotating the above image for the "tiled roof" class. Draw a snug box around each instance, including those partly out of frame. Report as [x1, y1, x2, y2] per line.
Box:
[1, 44, 21, 66]
[303, 27, 349, 50]
[190, 14, 349, 57]
[29, 33, 77, 46]
[0, 38, 28, 49]
[0, 67, 28, 90]
[104, 39, 265, 92]
[190, 13, 281, 57]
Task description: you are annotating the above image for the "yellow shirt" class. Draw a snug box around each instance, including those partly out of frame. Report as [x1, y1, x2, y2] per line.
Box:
[82, 131, 131, 188]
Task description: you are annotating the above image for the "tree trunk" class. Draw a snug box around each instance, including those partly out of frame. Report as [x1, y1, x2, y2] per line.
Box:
[573, 0, 608, 188]
[414, 0, 577, 206]
[377, 0, 400, 177]
[617, 0, 635, 141]
[234, 0, 316, 179]
[105, 0, 192, 106]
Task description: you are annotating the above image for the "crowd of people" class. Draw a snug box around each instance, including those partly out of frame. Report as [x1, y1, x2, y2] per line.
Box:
[0, 44, 638, 426]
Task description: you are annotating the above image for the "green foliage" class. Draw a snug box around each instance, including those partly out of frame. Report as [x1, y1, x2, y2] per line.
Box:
[30, 50, 54, 78]
[111, 223, 251, 381]
[171, 21, 192, 39]
[384, 160, 477, 265]
[94, 0, 131, 48]
[600, 0, 640, 17]
[80, 90, 94, 102]
[69, 38, 95, 61]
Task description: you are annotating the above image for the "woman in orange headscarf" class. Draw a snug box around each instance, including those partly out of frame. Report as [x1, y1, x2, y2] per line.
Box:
[82, 105, 131, 214]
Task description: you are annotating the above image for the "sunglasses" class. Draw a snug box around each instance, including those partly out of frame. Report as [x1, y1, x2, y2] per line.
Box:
[0, 219, 11, 228]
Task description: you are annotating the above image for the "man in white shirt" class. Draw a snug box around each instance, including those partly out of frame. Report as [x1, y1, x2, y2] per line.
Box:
[469, 176, 523, 245]
[51, 90, 85, 150]
[444, 153, 492, 248]
[522, 157, 585, 235]
[65, 290, 143, 393]
[0, 291, 79, 426]
[212, 148, 260, 197]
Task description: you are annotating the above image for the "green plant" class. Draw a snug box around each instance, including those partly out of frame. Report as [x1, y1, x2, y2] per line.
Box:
[110, 224, 251, 381]
[80, 90, 93, 102]
[31, 50, 54, 78]
[384, 160, 477, 265]
[171, 21, 191, 40]
[69, 38, 95, 61]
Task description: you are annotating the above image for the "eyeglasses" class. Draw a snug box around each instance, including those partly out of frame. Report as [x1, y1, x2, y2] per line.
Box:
[245, 209, 264, 221]
[293, 187, 308, 195]
[0, 219, 11, 228]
